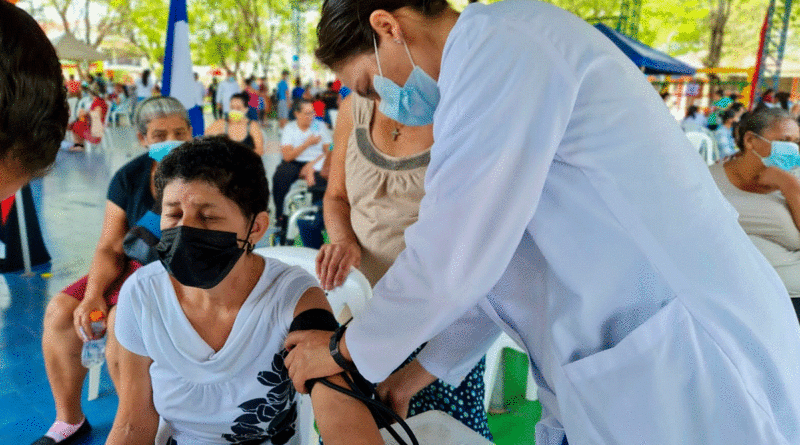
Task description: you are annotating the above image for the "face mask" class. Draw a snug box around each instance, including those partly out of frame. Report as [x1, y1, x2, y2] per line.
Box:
[753, 133, 800, 171]
[156, 222, 254, 289]
[228, 110, 246, 122]
[372, 36, 440, 126]
[148, 140, 184, 162]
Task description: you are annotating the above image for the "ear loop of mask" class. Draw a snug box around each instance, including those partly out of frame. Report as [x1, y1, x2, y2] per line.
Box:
[373, 34, 417, 78]
[238, 216, 256, 253]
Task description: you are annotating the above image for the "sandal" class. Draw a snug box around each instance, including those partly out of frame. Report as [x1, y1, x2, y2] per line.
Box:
[30, 419, 91, 445]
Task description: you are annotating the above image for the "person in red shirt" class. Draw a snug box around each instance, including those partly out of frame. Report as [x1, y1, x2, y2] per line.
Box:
[69, 86, 108, 151]
[66, 74, 81, 96]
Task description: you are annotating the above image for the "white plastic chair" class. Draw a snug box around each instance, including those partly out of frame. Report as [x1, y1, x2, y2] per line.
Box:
[253, 246, 372, 445]
[483, 333, 537, 412]
[283, 180, 312, 219]
[286, 205, 320, 243]
[685, 131, 717, 165]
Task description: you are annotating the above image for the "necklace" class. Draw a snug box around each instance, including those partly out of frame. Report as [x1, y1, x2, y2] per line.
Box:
[391, 126, 401, 141]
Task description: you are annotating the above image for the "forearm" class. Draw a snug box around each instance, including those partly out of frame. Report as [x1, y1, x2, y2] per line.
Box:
[311, 374, 383, 445]
[106, 421, 157, 445]
[84, 247, 127, 300]
[322, 195, 359, 245]
[283, 143, 308, 162]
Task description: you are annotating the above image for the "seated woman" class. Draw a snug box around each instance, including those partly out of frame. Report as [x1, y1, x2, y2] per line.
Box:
[33, 96, 191, 445]
[68, 85, 108, 151]
[710, 107, 800, 321]
[107, 137, 382, 445]
[206, 92, 265, 156]
[315, 94, 492, 438]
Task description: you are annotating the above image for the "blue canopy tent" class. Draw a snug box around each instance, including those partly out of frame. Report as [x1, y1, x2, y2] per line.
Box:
[594, 23, 696, 76]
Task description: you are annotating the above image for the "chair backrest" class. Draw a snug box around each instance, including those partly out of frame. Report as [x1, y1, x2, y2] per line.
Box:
[684, 131, 716, 165]
[253, 246, 372, 322]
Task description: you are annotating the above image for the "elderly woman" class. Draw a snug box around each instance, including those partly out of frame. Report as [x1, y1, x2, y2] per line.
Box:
[316, 94, 491, 438]
[710, 107, 800, 321]
[206, 92, 265, 156]
[107, 137, 381, 445]
[33, 97, 192, 445]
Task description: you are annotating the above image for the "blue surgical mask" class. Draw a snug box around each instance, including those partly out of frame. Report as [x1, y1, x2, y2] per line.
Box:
[753, 133, 800, 171]
[148, 140, 184, 162]
[372, 36, 439, 126]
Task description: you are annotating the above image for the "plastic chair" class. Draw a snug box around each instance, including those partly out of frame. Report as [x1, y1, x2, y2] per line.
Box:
[685, 131, 717, 165]
[483, 333, 537, 412]
[286, 205, 320, 243]
[283, 180, 313, 219]
[253, 246, 372, 445]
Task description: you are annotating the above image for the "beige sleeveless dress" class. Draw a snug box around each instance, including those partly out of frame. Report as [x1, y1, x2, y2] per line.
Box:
[345, 95, 431, 286]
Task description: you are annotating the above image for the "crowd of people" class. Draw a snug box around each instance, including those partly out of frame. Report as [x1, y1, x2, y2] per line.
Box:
[4, 0, 800, 444]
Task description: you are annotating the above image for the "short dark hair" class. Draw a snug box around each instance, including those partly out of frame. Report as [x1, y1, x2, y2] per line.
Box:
[292, 99, 313, 114]
[155, 136, 269, 220]
[735, 107, 794, 149]
[230, 92, 249, 107]
[316, 0, 449, 69]
[0, 2, 68, 177]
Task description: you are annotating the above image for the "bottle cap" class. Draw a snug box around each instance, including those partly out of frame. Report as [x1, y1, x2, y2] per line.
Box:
[89, 310, 105, 322]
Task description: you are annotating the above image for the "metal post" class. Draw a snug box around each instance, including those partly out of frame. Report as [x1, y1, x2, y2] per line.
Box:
[14, 190, 33, 276]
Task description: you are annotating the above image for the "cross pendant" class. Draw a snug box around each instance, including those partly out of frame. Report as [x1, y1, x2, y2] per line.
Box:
[392, 128, 400, 141]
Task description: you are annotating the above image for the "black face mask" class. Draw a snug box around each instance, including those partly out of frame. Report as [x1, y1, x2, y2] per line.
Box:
[156, 222, 254, 290]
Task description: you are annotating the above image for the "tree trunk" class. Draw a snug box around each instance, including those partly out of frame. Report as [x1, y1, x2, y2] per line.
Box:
[704, 0, 733, 68]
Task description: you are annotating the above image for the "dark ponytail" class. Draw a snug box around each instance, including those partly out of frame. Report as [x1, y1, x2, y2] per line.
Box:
[316, 0, 449, 69]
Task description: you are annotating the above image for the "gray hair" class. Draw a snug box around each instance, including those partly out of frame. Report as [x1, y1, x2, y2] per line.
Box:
[134, 96, 190, 135]
[735, 107, 795, 149]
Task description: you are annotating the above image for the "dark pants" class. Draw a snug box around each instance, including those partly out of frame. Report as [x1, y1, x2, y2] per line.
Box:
[273, 161, 305, 221]
[273, 161, 328, 219]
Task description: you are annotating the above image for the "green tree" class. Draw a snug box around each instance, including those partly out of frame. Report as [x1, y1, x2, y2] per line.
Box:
[110, 0, 168, 66]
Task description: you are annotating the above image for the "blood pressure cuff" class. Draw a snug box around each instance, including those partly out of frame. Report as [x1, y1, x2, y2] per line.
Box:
[289, 308, 339, 333]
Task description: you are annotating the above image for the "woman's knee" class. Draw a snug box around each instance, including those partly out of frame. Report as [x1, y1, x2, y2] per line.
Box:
[43, 293, 79, 332]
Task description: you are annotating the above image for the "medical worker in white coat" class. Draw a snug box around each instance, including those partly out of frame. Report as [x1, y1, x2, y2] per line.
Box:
[284, 0, 800, 443]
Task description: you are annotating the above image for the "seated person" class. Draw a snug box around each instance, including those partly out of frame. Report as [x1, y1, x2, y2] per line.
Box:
[709, 107, 800, 321]
[33, 96, 191, 445]
[273, 99, 331, 233]
[206, 92, 265, 156]
[714, 108, 738, 159]
[68, 85, 108, 151]
[107, 136, 381, 445]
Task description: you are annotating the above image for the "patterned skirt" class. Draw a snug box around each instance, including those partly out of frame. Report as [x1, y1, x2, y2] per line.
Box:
[405, 350, 492, 441]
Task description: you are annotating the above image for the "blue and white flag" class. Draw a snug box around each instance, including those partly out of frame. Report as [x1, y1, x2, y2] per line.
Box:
[162, 0, 204, 136]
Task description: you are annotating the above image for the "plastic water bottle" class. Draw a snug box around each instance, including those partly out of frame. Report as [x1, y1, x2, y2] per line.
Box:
[81, 310, 106, 368]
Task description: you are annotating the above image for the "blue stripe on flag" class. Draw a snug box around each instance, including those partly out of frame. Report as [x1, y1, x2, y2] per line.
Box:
[163, 0, 204, 136]
[188, 106, 204, 137]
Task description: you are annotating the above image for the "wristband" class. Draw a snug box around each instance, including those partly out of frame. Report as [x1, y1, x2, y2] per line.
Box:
[329, 320, 359, 374]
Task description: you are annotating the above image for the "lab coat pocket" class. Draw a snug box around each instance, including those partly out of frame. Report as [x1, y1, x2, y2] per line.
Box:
[557, 298, 787, 445]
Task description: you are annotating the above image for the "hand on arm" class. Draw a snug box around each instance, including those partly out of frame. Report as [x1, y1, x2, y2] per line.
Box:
[281, 135, 321, 162]
[105, 347, 158, 444]
[76, 201, 128, 340]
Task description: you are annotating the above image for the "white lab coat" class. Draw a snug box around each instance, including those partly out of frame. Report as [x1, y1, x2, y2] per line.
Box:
[345, 1, 800, 444]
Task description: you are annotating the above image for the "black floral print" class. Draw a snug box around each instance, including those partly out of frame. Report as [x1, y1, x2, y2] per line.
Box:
[222, 350, 298, 444]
